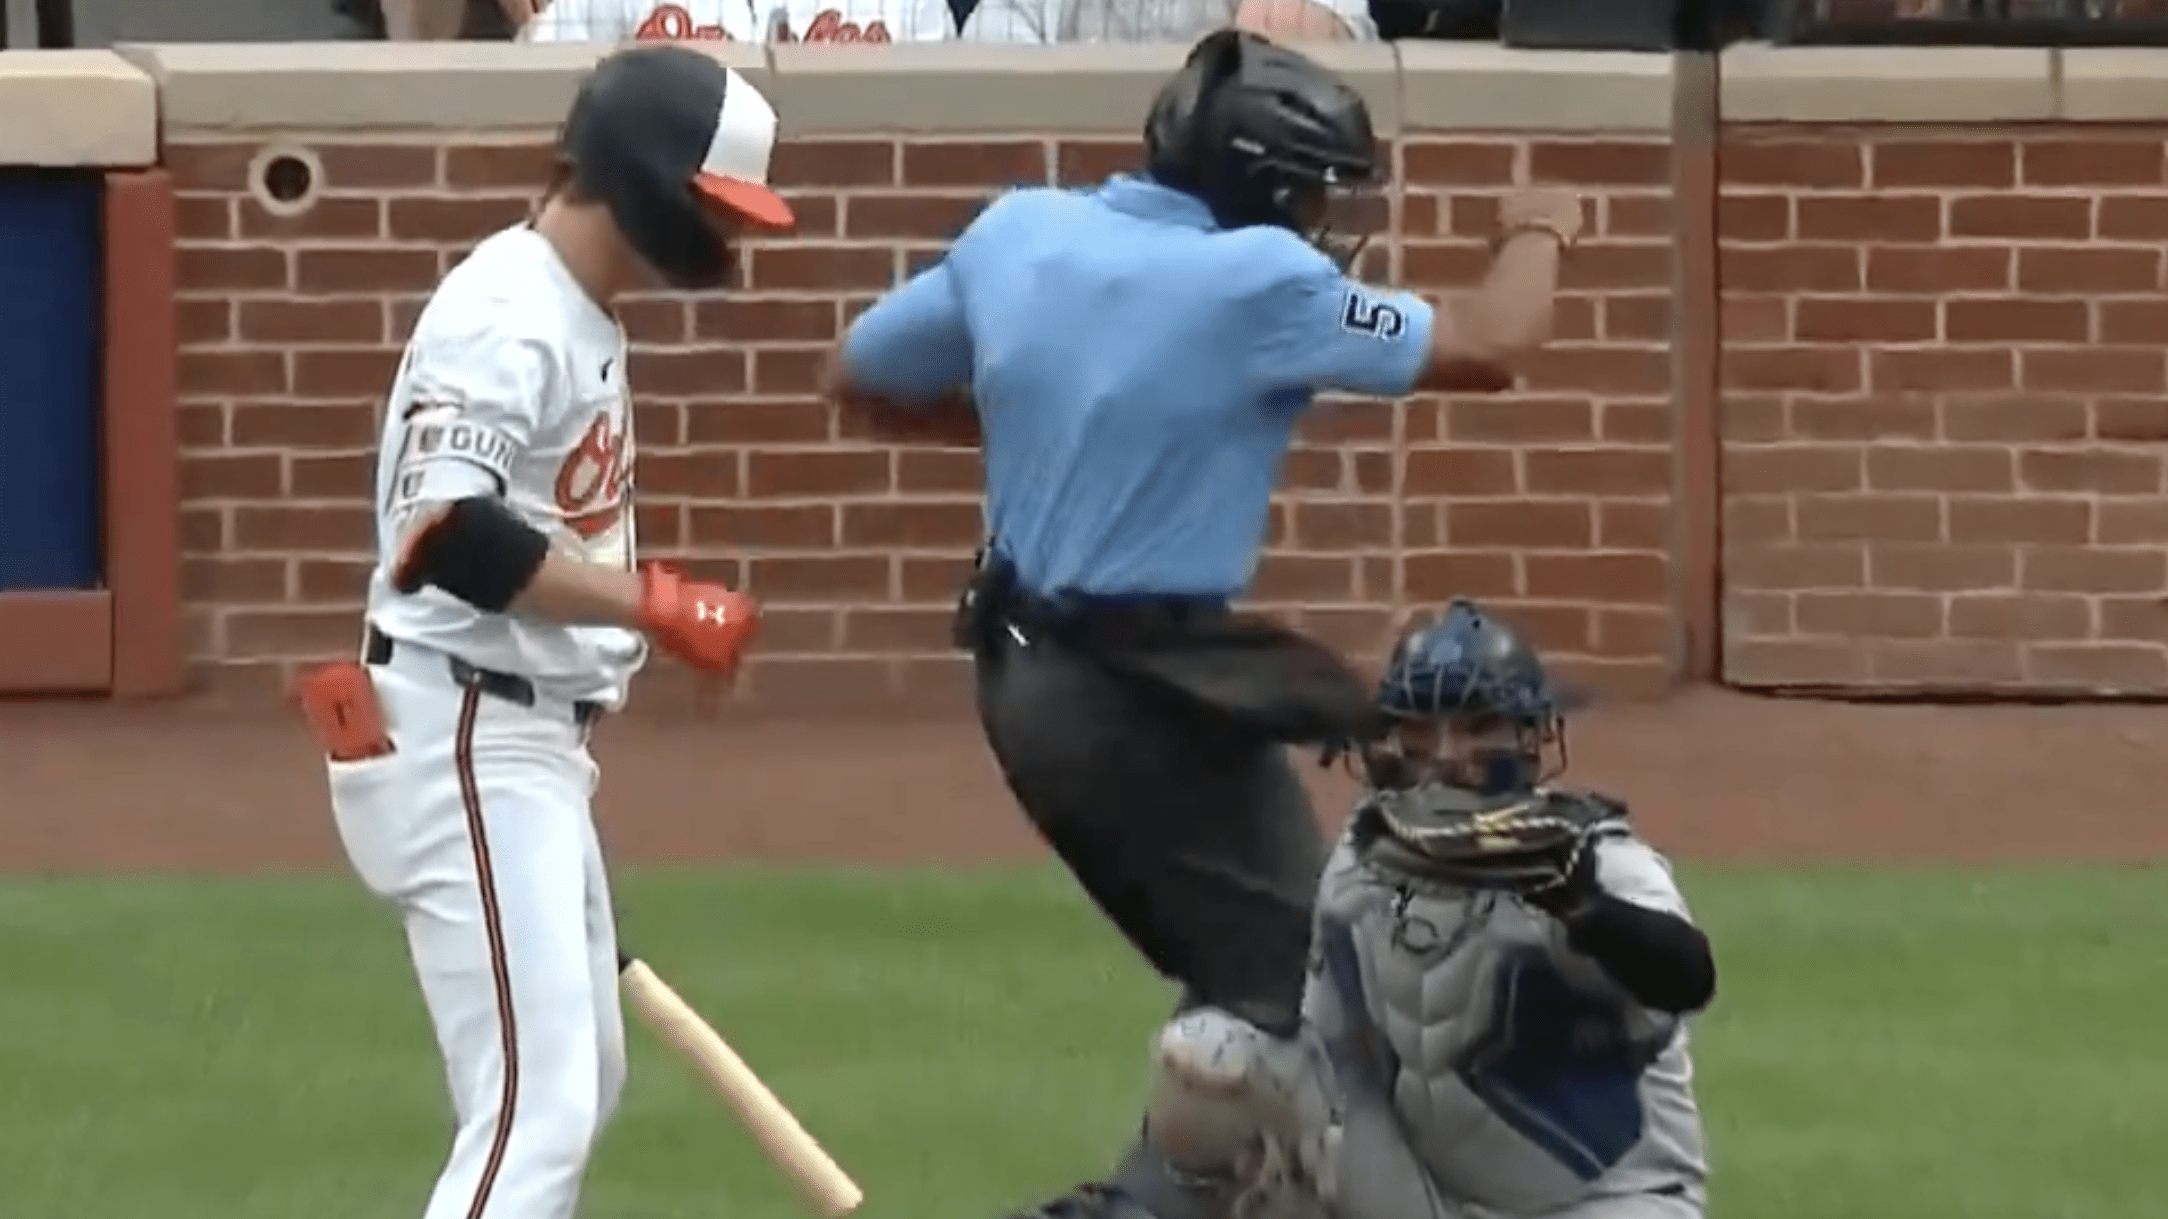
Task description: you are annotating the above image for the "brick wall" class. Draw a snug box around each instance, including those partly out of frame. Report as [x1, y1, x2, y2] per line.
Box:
[168, 131, 1678, 708]
[1720, 129, 2168, 694]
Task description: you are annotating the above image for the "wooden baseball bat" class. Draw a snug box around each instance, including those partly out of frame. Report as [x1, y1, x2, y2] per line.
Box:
[618, 952, 865, 1216]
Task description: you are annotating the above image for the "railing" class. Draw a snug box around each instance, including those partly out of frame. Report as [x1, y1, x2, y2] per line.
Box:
[1769, 0, 2168, 44]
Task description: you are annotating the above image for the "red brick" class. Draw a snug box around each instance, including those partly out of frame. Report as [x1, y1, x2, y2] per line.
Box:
[1864, 544, 2014, 592]
[1721, 139, 1863, 190]
[1727, 543, 1861, 591]
[1404, 448, 1517, 497]
[1792, 297, 1937, 344]
[745, 450, 891, 498]
[1795, 591, 1944, 639]
[2017, 448, 2163, 495]
[747, 246, 895, 292]
[1946, 195, 2092, 241]
[1946, 497, 2093, 545]
[769, 141, 895, 188]
[2096, 194, 2168, 241]
[1445, 501, 1592, 549]
[1867, 640, 2024, 686]
[1948, 593, 2091, 640]
[1864, 245, 2012, 295]
[1400, 551, 1516, 602]
[2024, 643, 2168, 691]
[2020, 139, 2167, 187]
[1796, 493, 1943, 542]
[1795, 195, 1942, 244]
[1942, 298, 2088, 344]
[1401, 141, 1517, 186]
[1716, 194, 1788, 242]
[1524, 449, 1667, 497]
[1719, 245, 1863, 293]
[1724, 446, 1865, 493]
[1528, 141, 1668, 185]
[1790, 397, 1936, 441]
[2096, 398, 2168, 442]
[745, 556, 891, 602]
[2020, 547, 2167, 594]
[2016, 246, 2163, 295]
[1868, 139, 2015, 189]
[1865, 446, 2013, 493]
[2019, 349, 2166, 395]
[901, 141, 1047, 188]
[319, 143, 442, 189]
[1869, 349, 2014, 394]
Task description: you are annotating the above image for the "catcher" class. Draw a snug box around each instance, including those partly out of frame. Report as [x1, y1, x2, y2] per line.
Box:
[1139, 599, 1715, 1219]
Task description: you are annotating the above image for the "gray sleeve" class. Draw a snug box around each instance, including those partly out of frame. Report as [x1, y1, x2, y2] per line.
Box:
[1594, 837, 1694, 922]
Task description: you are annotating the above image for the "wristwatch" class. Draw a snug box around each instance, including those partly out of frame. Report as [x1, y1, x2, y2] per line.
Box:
[1495, 219, 1578, 253]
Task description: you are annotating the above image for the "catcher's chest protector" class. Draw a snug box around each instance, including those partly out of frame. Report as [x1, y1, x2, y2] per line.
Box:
[1307, 837, 1698, 1217]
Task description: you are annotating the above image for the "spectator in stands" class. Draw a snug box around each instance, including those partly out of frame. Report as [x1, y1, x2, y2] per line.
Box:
[335, 0, 522, 38]
[519, 0, 957, 39]
[962, 0, 1370, 42]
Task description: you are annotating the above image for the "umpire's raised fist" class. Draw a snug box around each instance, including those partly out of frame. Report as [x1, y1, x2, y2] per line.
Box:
[1498, 186, 1584, 250]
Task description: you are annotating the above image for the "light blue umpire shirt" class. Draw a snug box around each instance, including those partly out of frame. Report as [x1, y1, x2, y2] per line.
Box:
[838, 173, 1436, 600]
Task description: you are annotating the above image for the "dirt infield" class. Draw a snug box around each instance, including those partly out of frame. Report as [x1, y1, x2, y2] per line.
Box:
[4, 688, 2163, 873]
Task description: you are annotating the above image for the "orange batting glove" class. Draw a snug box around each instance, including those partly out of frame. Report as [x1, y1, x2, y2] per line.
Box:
[636, 564, 760, 676]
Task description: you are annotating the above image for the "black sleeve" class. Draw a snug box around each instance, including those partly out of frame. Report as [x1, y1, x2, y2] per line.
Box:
[1556, 892, 1716, 1015]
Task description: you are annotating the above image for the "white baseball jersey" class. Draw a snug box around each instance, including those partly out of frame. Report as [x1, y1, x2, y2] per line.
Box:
[367, 224, 647, 710]
[522, 0, 956, 42]
[961, 0, 1374, 42]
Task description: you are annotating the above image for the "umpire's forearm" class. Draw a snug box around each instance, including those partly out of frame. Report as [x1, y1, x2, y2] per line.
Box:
[1557, 894, 1716, 1014]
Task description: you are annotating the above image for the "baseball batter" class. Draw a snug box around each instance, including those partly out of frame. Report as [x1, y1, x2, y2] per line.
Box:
[1141, 602, 1716, 1219]
[295, 45, 786, 1219]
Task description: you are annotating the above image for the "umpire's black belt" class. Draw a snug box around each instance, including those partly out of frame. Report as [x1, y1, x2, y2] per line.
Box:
[952, 551, 1375, 748]
[364, 624, 603, 728]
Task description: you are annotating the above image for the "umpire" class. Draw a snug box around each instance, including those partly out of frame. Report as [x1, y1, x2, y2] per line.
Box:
[827, 27, 1578, 1219]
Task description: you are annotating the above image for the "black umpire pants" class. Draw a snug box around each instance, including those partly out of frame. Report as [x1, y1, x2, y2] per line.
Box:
[974, 631, 1326, 1036]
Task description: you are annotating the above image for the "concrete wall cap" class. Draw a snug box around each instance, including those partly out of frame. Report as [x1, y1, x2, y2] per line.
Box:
[0, 50, 157, 167]
[1720, 44, 2056, 123]
[117, 41, 774, 134]
[2058, 49, 2168, 121]
[1396, 44, 1675, 132]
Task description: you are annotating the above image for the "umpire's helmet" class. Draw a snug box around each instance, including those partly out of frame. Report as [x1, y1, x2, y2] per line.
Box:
[1365, 600, 1578, 796]
[1144, 30, 1377, 247]
[559, 45, 796, 290]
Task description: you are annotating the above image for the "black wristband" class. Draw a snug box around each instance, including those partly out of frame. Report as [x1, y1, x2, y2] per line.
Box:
[1559, 892, 1716, 1014]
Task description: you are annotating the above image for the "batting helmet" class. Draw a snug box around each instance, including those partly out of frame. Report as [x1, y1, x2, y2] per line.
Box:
[1144, 30, 1377, 252]
[558, 45, 795, 290]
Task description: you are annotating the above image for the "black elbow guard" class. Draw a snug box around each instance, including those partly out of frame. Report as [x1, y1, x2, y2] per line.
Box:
[391, 496, 552, 613]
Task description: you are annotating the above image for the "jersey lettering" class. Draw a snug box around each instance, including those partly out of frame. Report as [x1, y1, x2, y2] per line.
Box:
[776, 9, 893, 40]
[1341, 289, 1408, 340]
[387, 405, 519, 513]
[1453, 948, 1665, 1181]
[635, 4, 732, 39]
[553, 413, 632, 541]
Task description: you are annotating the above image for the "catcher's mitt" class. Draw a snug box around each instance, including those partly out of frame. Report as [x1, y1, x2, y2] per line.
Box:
[1354, 785, 1628, 895]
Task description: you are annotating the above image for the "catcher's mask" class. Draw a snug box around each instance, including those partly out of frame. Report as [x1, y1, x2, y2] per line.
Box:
[1356, 599, 1576, 799]
[1143, 29, 1383, 270]
[559, 45, 796, 291]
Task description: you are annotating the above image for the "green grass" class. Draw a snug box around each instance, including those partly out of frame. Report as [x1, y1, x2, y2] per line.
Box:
[0, 864, 2161, 1219]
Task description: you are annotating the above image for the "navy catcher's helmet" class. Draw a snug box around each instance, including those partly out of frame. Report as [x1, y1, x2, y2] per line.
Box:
[559, 45, 795, 290]
[1362, 599, 1577, 796]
